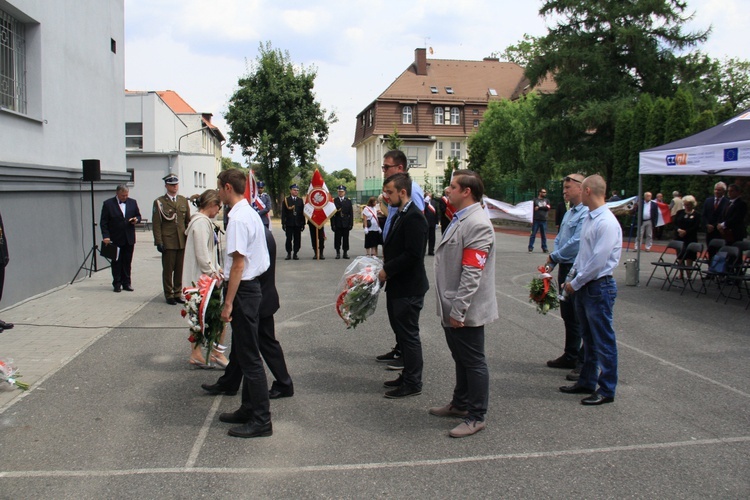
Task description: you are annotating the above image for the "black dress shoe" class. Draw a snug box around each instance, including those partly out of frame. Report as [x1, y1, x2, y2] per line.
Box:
[219, 409, 252, 424]
[335, 253, 341, 259]
[201, 383, 238, 396]
[547, 355, 577, 369]
[122, 285, 134, 292]
[581, 392, 614, 405]
[166, 298, 177, 305]
[292, 254, 299, 260]
[174, 297, 186, 304]
[383, 374, 403, 388]
[113, 285, 122, 293]
[319, 254, 325, 260]
[285, 253, 291, 260]
[228, 421, 273, 438]
[269, 387, 294, 399]
[559, 383, 595, 394]
[0, 320, 13, 330]
[343, 252, 349, 259]
[384, 384, 421, 399]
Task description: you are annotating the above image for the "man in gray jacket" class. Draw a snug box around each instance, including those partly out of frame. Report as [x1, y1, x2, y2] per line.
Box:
[431, 170, 498, 438]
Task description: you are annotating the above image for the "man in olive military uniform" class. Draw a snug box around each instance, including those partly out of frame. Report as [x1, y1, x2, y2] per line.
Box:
[331, 185, 354, 259]
[281, 184, 305, 260]
[152, 174, 192, 304]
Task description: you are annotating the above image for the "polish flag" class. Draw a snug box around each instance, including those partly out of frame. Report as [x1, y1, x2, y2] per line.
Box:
[243, 169, 264, 210]
[655, 201, 672, 227]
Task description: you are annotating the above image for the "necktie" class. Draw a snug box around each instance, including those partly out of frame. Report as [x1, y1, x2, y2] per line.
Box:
[714, 198, 719, 210]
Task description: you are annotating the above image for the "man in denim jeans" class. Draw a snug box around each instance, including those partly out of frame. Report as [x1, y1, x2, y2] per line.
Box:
[528, 188, 551, 252]
[559, 175, 622, 405]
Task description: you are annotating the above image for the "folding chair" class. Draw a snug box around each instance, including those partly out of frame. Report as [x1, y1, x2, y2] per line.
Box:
[721, 249, 750, 306]
[696, 245, 740, 300]
[645, 240, 683, 288]
[698, 238, 725, 267]
[732, 240, 750, 253]
[666, 242, 704, 295]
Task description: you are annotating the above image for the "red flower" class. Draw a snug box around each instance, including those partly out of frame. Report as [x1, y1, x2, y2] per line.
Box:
[180, 309, 187, 318]
[188, 335, 196, 343]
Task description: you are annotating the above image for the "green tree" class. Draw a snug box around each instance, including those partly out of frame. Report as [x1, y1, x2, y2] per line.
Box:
[664, 88, 696, 143]
[525, 0, 709, 185]
[499, 33, 541, 67]
[717, 57, 750, 112]
[220, 157, 241, 171]
[611, 108, 632, 194]
[385, 127, 404, 151]
[225, 42, 337, 210]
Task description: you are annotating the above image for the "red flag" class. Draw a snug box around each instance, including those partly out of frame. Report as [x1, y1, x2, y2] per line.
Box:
[243, 170, 264, 210]
[303, 169, 337, 228]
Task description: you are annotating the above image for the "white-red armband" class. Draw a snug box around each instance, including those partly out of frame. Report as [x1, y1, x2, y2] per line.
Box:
[462, 248, 488, 269]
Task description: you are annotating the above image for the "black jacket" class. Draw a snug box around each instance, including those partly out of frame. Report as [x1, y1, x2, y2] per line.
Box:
[281, 196, 305, 228]
[259, 227, 280, 319]
[382, 202, 429, 299]
[720, 197, 748, 242]
[331, 197, 353, 230]
[100, 197, 141, 247]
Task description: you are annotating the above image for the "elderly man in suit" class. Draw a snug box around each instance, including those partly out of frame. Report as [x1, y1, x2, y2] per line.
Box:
[632, 191, 659, 252]
[281, 184, 305, 260]
[701, 182, 729, 258]
[152, 174, 191, 304]
[378, 173, 429, 399]
[431, 170, 497, 438]
[718, 183, 748, 244]
[101, 185, 141, 293]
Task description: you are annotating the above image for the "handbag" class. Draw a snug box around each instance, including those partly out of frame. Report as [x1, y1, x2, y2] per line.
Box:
[708, 251, 727, 274]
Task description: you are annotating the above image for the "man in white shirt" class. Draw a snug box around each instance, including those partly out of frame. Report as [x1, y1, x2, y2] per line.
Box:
[216, 168, 272, 438]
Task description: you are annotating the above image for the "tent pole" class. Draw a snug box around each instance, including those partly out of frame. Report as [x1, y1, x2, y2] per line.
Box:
[636, 174, 642, 286]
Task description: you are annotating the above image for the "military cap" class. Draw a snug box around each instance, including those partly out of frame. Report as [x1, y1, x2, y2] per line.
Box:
[257, 181, 265, 188]
[163, 174, 179, 185]
[290, 184, 299, 190]
[337, 185, 346, 191]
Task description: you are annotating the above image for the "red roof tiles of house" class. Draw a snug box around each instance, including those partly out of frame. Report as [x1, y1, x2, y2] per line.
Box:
[156, 90, 197, 114]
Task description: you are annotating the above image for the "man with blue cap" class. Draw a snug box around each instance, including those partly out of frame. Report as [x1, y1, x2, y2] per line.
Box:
[281, 184, 305, 260]
[331, 185, 353, 259]
[152, 174, 191, 304]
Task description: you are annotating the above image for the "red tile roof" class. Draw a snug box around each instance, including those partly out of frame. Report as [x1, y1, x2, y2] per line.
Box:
[156, 90, 197, 114]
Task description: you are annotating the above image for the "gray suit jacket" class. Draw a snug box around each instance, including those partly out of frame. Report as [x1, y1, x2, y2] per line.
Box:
[434, 203, 498, 327]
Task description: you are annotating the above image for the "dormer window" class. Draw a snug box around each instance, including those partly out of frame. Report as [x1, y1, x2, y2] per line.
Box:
[488, 88, 498, 96]
[402, 105, 413, 124]
[445, 87, 454, 94]
[430, 86, 438, 94]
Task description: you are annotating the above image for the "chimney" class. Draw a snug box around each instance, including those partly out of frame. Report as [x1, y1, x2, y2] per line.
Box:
[414, 48, 427, 76]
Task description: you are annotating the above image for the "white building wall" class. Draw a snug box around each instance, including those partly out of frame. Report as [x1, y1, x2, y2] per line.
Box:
[0, 0, 126, 307]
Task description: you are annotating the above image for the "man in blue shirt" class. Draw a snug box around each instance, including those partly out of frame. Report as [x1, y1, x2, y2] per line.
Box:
[544, 174, 587, 380]
[560, 174, 622, 405]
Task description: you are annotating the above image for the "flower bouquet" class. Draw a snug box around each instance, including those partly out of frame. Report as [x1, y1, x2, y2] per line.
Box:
[528, 265, 560, 315]
[336, 256, 383, 329]
[0, 357, 30, 391]
[182, 274, 225, 362]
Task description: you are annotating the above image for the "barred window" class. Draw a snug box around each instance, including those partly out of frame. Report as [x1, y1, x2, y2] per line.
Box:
[0, 9, 27, 114]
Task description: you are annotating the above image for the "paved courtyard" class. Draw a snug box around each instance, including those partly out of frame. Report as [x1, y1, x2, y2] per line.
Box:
[0, 225, 748, 498]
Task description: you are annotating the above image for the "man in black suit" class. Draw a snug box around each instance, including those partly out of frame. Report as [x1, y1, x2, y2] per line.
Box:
[281, 184, 305, 260]
[378, 173, 429, 399]
[718, 184, 748, 244]
[202, 227, 294, 400]
[100, 185, 141, 292]
[701, 182, 729, 257]
[331, 185, 354, 259]
[423, 191, 438, 255]
[0, 209, 13, 333]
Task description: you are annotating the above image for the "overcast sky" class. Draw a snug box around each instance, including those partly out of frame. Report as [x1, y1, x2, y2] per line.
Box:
[124, 0, 749, 175]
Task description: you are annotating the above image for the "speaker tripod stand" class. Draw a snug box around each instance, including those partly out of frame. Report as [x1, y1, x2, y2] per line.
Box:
[71, 179, 110, 284]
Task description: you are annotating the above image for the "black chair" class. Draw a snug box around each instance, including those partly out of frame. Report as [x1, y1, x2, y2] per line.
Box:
[732, 240, 750, 253]
[646, 240, 683, 288]
[696, 245, 741, 300]
[698, 238, 726, 266]
[721, 249, 750, 308]
[666, 242, 704, 295]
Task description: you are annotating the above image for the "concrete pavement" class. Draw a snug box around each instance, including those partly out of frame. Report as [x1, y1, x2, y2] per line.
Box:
[0, 223, 748, 498]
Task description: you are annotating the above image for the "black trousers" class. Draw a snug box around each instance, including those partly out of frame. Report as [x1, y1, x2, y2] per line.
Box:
[425, 225, 436, 255]
[558, 262, 583, 363]
[308, 225, 325, 254]
[111, 244, 134, 287]
[229, 279, 270, 424]
[444, 324, 488, 422]
[217, 315, 293, 394]
[386, 294, 424, 389]
[334, 228, 350, 252]
[285, 226, 302, 255]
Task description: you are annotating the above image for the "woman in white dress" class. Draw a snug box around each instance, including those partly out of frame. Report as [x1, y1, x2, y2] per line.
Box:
[183, 190, 229, 368]
[362, 196, 382, 257]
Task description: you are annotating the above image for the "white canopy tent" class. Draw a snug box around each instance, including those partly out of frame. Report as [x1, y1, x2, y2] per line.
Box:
[633, 109, 750, 283]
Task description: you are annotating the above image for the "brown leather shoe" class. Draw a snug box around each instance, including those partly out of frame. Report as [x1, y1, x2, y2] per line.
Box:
[428, 404, 469, 418]
[449, 419, 486, 438]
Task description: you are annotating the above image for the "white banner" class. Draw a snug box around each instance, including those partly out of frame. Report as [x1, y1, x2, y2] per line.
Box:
[483, 197, 533, 223]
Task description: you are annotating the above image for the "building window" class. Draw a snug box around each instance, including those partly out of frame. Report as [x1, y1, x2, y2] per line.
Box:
[451, 141, 461, 159]
[434, 107, 444, 125]
[445, 86, 454, 94]
[473, 119, 479, 127]
[430, 86, 438, 94]
[435, 142, 443, 160]
[125, 122, 143, 150]
[126, 168, 135, 184]
[368, 109, 373, 127]
[402, 105, 412, 124]
[361, 115, 364, 129]
[450, 107, 460, 125]
[0, 9, 27, 114]
[111, 38, 116, 54]
[473, 109, 479, 115]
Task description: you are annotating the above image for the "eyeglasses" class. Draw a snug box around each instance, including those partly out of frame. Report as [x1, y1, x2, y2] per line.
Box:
[564, 176, 582, 184]
[382, 164, 398, 171]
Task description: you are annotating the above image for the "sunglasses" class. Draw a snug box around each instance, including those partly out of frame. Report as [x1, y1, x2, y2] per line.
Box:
[564, 176, 582, 184]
